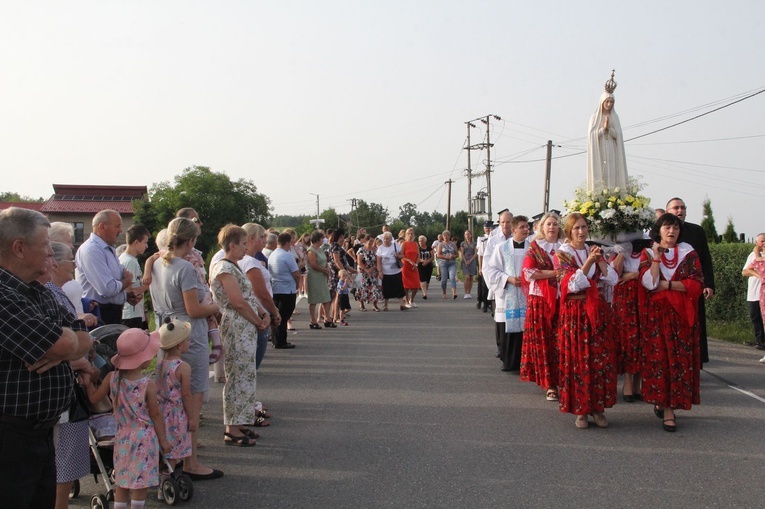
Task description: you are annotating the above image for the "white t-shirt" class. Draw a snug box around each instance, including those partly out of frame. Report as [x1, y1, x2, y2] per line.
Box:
[239, 254, 273, 297]
[119, 252, 145, 320]
[744, 252, 762, 302]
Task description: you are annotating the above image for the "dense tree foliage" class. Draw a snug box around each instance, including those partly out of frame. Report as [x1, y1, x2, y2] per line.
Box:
[722, 216, 738, 243]
[701, 197, 719, 244]
[0, 191, 44, 202]
[133, 166, 271, 256]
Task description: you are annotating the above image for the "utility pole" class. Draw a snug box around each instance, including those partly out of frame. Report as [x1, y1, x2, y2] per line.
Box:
[445, 179, 454, 231]
[309, 193, 324, 229]
[465, 122, 475, 232]
[467, 115, 501, 221]
[543, 140, 553, 212]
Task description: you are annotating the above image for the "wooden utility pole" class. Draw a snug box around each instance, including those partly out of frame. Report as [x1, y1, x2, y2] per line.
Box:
[466, 122, 474, 232]
[445, 179, 454, 231]
[484, 115, 493, 218]
[543, 140, 553, 212]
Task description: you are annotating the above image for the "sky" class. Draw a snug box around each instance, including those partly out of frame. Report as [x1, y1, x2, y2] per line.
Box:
[2, 1, 764, 238]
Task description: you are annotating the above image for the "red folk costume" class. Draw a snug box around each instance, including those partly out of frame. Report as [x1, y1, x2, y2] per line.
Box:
[610, 248, 645, 375]
[520, 240, 561, 389]
[555, 244, 618, 415]
[401, 240, 421, 290]
[638, 244, 703, 411]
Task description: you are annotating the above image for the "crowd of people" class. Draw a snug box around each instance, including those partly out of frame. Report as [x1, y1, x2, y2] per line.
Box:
[3, 193, 757, 507]
[478, 198, 715, 432]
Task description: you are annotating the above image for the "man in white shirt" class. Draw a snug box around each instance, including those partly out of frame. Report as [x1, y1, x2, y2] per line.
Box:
[476, 220, 494, 311]
[743, 233, 765, 351]
[481, 210, 514, 354]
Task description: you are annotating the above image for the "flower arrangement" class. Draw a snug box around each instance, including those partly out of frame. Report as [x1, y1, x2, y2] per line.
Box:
[562, 178, 655, 242]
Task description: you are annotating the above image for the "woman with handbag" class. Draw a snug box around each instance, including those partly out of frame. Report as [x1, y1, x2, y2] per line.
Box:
[376, 231, 407, 311]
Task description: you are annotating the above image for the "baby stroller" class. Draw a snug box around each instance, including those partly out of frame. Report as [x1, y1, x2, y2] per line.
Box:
[71, 324, 194, 507]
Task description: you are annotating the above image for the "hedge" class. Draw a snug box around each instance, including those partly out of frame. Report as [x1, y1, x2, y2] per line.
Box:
[707, 242, 754, 324]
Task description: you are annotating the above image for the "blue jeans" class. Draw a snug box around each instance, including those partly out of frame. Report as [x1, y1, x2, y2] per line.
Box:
[439, 260, 457, 292]
[256, 327, 270, 369]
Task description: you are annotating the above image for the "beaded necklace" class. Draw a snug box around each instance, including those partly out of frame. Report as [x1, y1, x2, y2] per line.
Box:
[661, 246, 679, 269]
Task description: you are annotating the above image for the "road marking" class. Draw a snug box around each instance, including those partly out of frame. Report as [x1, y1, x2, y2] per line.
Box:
[703, 369, 765, 404]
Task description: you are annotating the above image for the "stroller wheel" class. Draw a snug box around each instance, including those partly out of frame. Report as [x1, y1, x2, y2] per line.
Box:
[90, 493, 109, 509]
[177, 473, 194, 501]
[69, 479, 80, 499]
[161, 477, 179, 505]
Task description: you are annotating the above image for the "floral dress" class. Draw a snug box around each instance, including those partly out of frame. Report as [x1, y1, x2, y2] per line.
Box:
[356, 247, 383, 303]
[555, 245, 618, 416]
[155, 359, 191, 460]
[520, 240, 560, 390]
[460, 241, 477, 276]
[210, 260, 259, 426]
[111, 374, 159, 489]
[639, 246, 703, 410]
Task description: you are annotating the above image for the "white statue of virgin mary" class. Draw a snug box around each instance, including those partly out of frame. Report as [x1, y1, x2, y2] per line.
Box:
[586, 71, 629, 191]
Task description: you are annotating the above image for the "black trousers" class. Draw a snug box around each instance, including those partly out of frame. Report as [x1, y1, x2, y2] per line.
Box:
[0, 422, 56, 508]
[500, 331, 523, 371]
[272, 293, 297, 346]
[749, 300, 765, 345]
[98, 302, 124, 325]
[697, 297, 709, 364]
[477, 274, 488, 304]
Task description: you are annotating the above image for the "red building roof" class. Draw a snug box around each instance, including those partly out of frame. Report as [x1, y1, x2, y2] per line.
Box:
[40, 184, 148, 215]
[0, 201, 46, 211]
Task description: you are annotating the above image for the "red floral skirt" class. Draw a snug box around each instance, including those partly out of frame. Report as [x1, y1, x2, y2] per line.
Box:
[520, 295, 559, 390]
[611, 279, 642, 374]
[557, 297, 617, 415]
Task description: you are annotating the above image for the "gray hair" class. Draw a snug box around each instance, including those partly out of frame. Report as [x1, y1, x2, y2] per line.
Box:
[382, 231, 393, 241]
[49, 222, 74, 244]
[0, 207, 50, 257]
[93, 209, 119, 228]
[155, 228, 169, 250]
[418, 235, 427, 242]
[266, 233, 278, 245]
[50, 241, 73, 262]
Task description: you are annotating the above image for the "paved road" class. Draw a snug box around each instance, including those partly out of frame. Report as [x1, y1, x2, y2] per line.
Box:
[71, 296, 765, 508]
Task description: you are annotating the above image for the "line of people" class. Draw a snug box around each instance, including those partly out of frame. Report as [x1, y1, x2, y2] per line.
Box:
[481, 204, 709, 432]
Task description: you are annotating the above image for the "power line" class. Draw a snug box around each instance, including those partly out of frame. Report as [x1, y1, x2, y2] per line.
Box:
[629, 134, 765, 145]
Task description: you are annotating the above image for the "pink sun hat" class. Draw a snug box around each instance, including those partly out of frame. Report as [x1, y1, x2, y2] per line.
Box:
[111, 328, 161, 370]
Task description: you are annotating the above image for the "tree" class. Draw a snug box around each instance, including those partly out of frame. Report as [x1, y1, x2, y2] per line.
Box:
[0, 191, 44, 202]
[351, 200, 389, 235]
[700, 197, 718, 244]
[722, 216, 738, 243]
[133, 166, 272, 256]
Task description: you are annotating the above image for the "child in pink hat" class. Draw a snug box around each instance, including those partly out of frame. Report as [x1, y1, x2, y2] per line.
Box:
[86, 328, 171, 508]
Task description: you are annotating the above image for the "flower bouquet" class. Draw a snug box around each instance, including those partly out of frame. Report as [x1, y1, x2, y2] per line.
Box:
[562, 178, 655, 245]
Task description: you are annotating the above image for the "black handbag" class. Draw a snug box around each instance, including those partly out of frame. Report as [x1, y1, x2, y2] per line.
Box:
[68, 380, 91, 422]
[394, 243, 403, 269]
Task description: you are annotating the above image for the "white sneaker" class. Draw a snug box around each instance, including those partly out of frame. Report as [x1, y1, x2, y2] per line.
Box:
[464, 294, 472, 299]
[409, 302, 417, 308]
[759, 356, 765, 364]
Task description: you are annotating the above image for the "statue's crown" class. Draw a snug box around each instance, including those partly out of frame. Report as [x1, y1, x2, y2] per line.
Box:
[604, 70, 617, 94]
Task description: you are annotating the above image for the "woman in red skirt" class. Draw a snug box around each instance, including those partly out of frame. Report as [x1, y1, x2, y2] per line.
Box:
[556, 213, 618, 429]
[520, 212, 562, 401]
[610, 241, 646, 402]
[639, 213, 703, 432]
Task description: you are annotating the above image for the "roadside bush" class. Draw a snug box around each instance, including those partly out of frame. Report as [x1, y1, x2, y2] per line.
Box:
[706, 242, 752, 324]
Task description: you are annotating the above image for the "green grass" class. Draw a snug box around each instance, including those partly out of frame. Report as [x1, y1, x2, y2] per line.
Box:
[707, 319, 755, 344]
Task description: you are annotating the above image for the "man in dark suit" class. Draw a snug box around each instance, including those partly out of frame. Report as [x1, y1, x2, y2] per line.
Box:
[666, 198, 715, 364]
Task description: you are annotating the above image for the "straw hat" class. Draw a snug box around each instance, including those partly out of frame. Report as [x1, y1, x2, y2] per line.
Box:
[111, 328, 161, 370]
[159, 318, 192, 350]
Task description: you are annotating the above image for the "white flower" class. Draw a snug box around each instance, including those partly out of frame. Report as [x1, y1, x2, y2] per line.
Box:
[600, 209, 617, 220]
[614, 187, 620, 194]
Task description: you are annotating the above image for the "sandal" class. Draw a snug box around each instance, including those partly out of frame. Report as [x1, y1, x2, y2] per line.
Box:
[246, 416, 271, 427]
[575, 415, 588, 429]
[209, 344, 223, 365]
[653, 405, 664, 419]
[224, 432, 256, 447]
[663, 418, 677, 432]
[256, 409, 272, 419]
[239, 428, 260, 440]
[372, 306, 380, 312]
[324, 321, 337, 328]
[309, 323, 322, 330]
[545, 390, 558, 401]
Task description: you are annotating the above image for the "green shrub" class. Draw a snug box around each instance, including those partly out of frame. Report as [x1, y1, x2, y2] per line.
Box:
[706, 242, 753, 325]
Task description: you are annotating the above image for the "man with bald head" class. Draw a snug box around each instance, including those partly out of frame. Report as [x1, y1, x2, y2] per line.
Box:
[75, 209, 137, 324]
[666, 197, 715, 363]
[482, 210, 514, 354]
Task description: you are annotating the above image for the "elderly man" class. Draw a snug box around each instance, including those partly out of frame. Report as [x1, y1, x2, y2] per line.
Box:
[75, 209, 138, 324]
[666, 197, 715, 363]
[482, 210, 515, 354]
[743, 233, 765, 351]
[0, 207, 92, 508]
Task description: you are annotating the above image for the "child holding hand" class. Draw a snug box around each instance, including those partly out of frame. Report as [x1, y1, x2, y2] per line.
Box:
[86, 328, 170, 509]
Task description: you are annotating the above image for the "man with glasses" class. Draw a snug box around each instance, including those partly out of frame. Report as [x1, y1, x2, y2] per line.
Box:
[666, 197, 715, 364]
